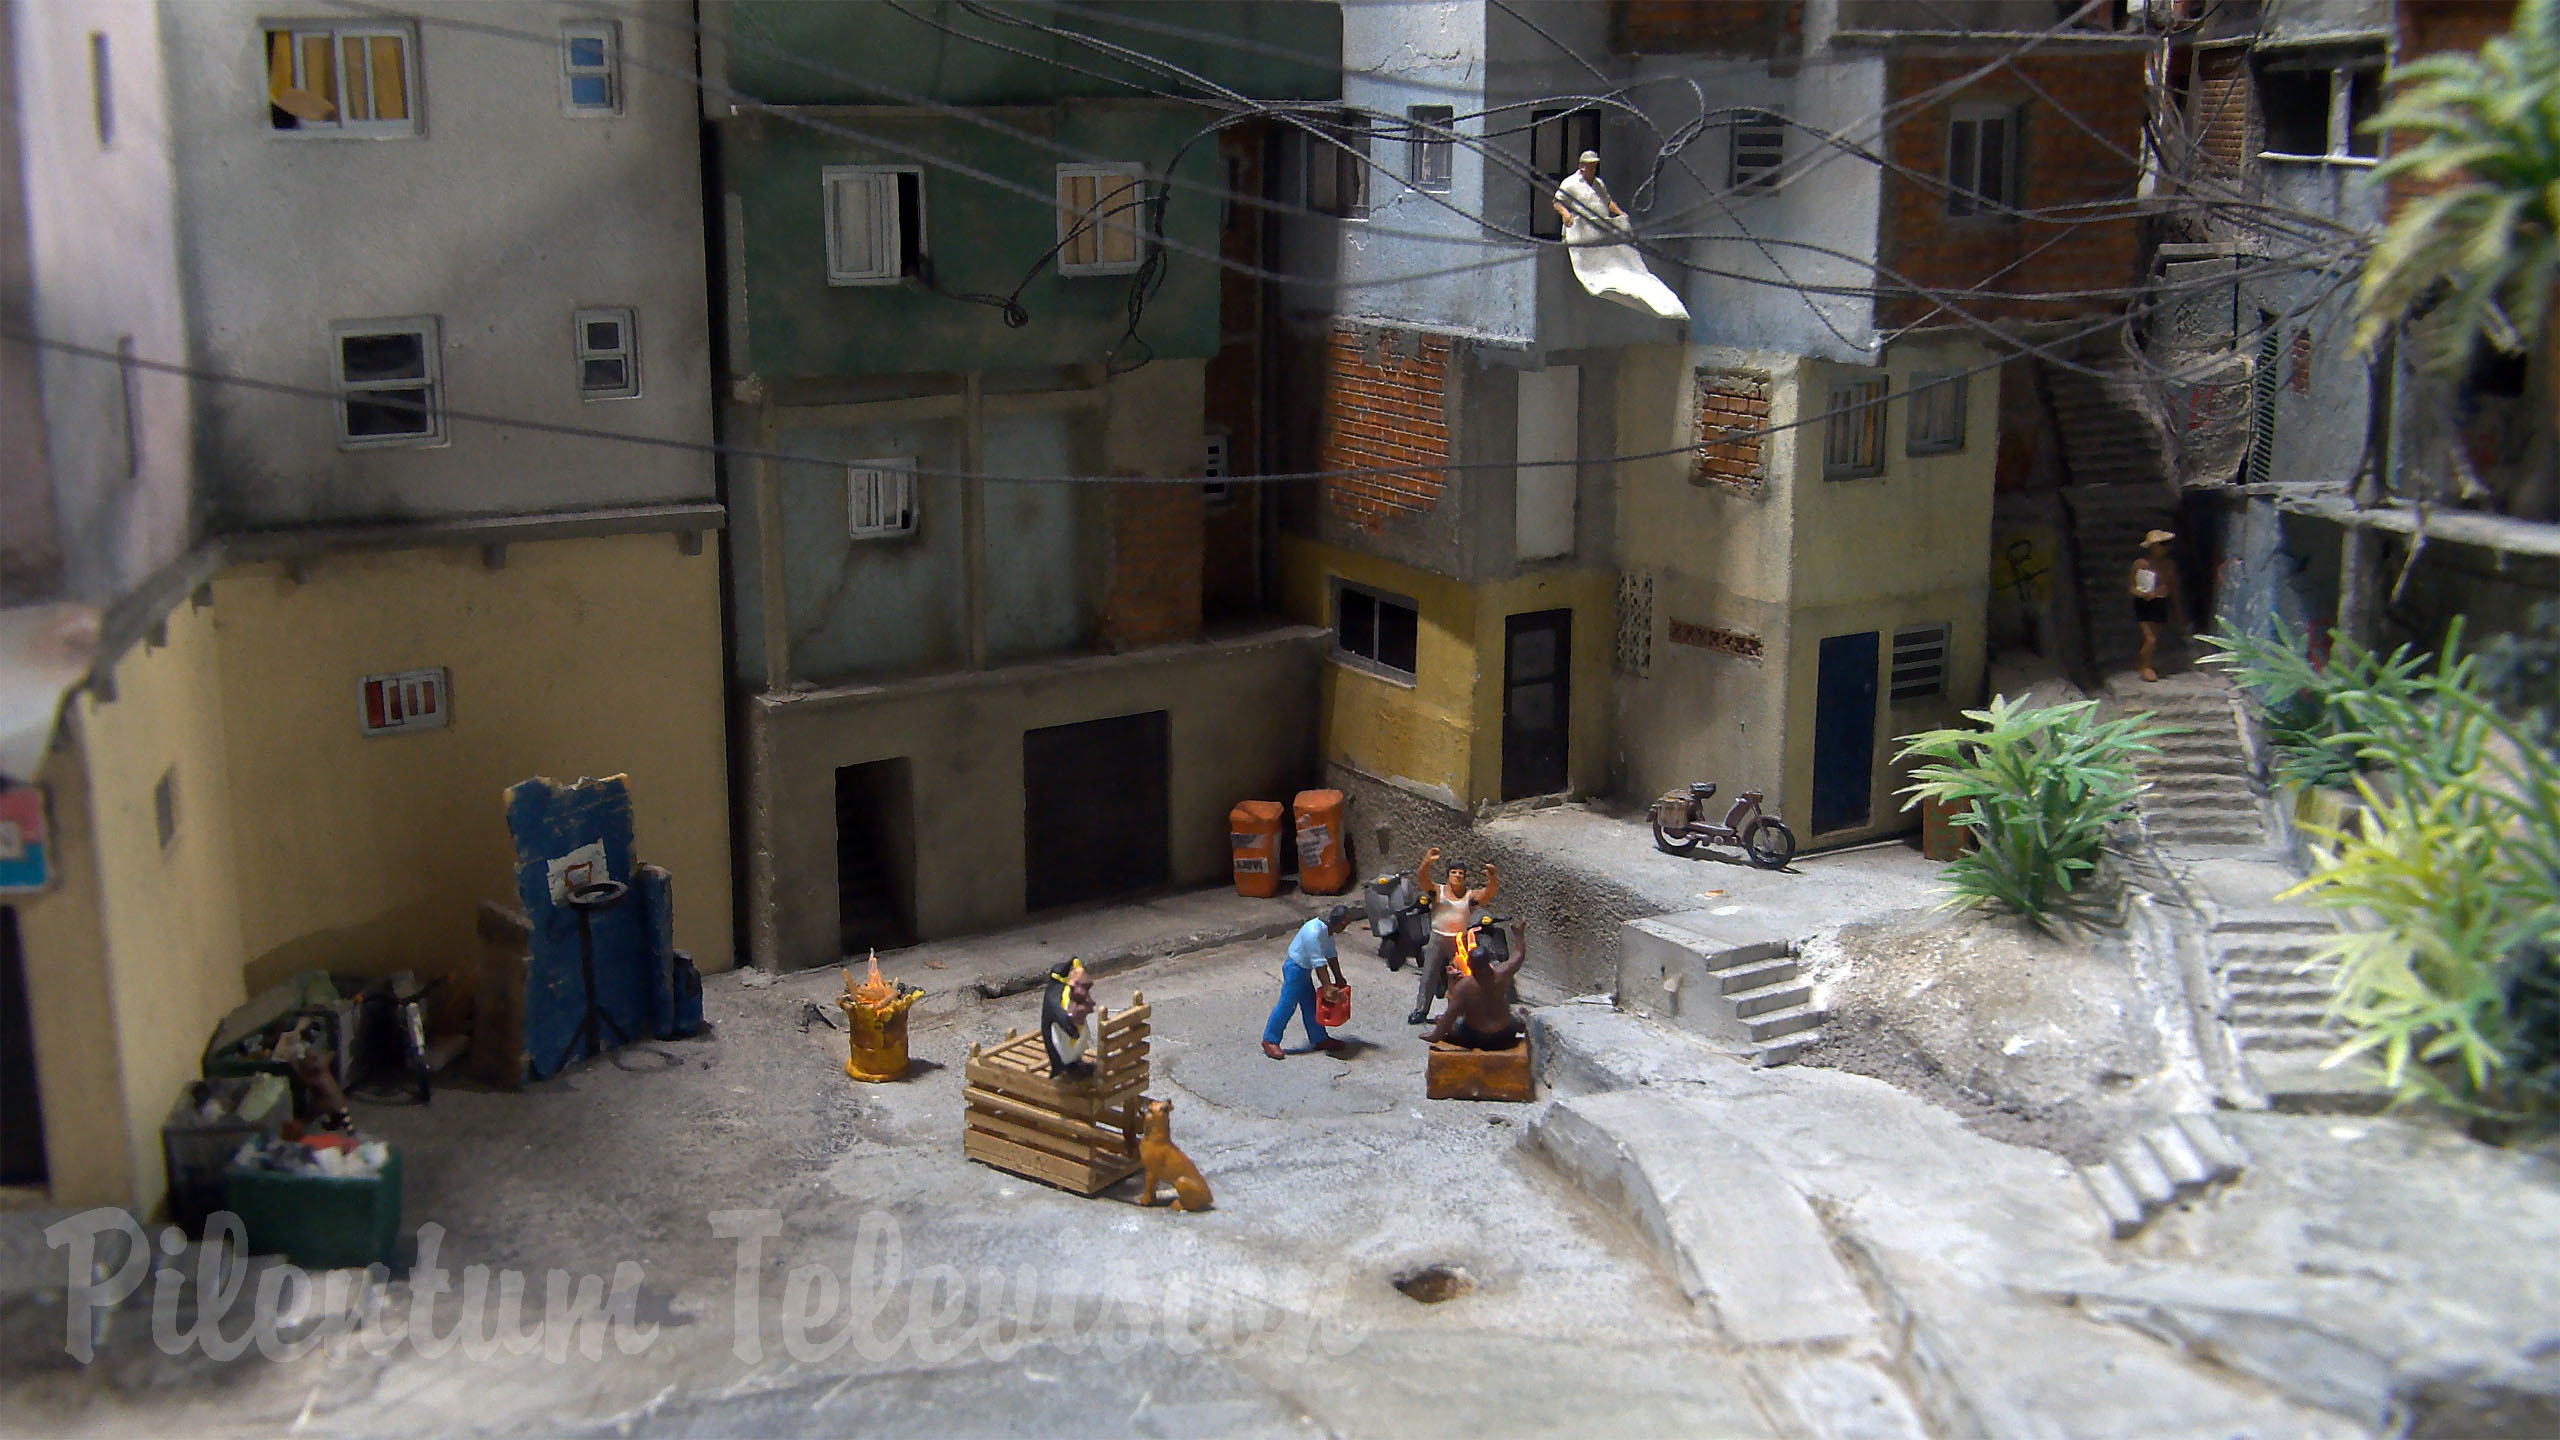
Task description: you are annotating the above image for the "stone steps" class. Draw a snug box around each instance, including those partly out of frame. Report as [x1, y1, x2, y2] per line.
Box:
[2076, 1113, 2250, 1239]
[1614, 915, 1823, 1067]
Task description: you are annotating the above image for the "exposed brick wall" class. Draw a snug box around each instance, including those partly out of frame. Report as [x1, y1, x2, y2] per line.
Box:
[2384, 2, 2516, 222]
[1610, 0, 1799, 57]
[1876, 52, 2147, 330]
[1097, 481, 1204, 652]
[2190, 48, 2249, 173]
[1319, 323, 1451, 530]
[1692, 369, 1771, 495]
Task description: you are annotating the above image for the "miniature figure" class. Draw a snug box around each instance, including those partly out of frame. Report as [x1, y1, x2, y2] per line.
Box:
[838, 951, 924, 1083]
[1132, 1098, 1212, 1211]
[1413, 848, 1497, 1025]
[2131, 529, 2179, 682]
[277, 1022, 351, 1133]
[1264, 905, 1354, 1059]
[1425, 918, 1529, 1051]
[1043, 958, 1099, 1077]
[1551, 150, 1689, 321]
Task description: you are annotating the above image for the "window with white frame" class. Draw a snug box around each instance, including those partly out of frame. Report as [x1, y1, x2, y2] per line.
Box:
[1306, 111, 1372, 219]
[1824, 376, 1887, 479]
[1891, 623, 1950, 702]
[1056, 164, 1146, 275]
[359, 667, 449, 736]
[1729, 108, 1785, 191]
[559, 21, 620, 116]
[1406, 104, 1454, 191]
[824, 165, 922, 285]
[331, 319, 441, 447]
[265, 24, 417, 136]
[1945, 105, 2017, 216]
[847, 458, 918, 540]
[1906, 371, 1968, 454]
[2256, 47, 2382, 161]
[574, 308, 637, 399]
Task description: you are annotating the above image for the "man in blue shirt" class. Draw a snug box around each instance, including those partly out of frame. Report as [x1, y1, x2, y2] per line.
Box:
[1263, 905, 1354, 1060]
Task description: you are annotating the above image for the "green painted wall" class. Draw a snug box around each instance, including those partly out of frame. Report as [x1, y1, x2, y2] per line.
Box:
[726, 104, 1231, 378]
[716, 1, 1342, 107]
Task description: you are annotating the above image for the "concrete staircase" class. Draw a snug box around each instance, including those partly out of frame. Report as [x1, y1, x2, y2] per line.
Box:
[2045, 356, 2180, 679]
[2063, 482, 2183, 678]
[2205, 906, 2376, 1108]
[2076, 1113, 2250, 1239]
[1615, 914, 1824, 1066]
[2113, 673, 2268, 850]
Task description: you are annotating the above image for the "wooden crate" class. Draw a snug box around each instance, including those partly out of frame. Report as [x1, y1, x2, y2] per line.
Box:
[1426, 1037, 1534, 1102]
[963, 997, 1151, 1196]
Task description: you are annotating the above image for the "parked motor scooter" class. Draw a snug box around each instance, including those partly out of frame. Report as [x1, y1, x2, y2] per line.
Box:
[1648, 782, 1798, 869]
[1361, 872, 1432, 972]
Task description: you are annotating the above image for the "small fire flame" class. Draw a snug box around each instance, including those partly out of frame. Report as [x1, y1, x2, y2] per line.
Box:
[852, 950, 894, 1006]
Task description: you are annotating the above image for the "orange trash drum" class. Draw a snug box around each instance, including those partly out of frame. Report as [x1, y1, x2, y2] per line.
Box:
[1293, 789, 1350, 895]
[1230, 801, 1284, 898]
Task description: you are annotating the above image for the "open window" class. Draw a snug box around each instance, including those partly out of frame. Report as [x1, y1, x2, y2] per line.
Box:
[1531, 107, 1603, 238]
[1056, 163, 1147, 275]
[1945, 104, 2017, 216]
[824, 165, 923, 285]
[1406, 104, 1454, 192]
[847, 458, 918, 540]
[1334, 580, 1419, 680]
[1307, 110, 1372, 219]
[2257, 46, 2383, 161]
[266, 24, 417, 137]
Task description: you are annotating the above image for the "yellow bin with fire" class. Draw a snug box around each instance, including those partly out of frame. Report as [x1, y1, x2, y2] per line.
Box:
[839, 954, 924, 1083]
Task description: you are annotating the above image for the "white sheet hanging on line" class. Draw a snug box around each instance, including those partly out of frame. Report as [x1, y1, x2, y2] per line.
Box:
[1553, 172, 1690, 322]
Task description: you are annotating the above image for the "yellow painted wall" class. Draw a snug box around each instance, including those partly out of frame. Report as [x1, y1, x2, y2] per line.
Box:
[211, 534, 735, 990]
[1279, 535, 1611, 810]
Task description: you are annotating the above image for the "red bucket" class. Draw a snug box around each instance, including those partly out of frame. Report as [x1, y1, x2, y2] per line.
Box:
[1315, 984, 1352, 1028]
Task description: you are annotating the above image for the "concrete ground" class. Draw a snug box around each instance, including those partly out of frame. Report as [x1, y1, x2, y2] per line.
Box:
[0, 925, 1780, 1440]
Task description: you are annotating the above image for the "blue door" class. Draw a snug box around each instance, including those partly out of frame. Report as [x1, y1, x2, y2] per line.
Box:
[1812, 631, 1880, 835]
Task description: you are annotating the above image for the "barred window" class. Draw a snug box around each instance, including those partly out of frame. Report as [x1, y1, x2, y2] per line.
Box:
[1824, 377, 1886, 479]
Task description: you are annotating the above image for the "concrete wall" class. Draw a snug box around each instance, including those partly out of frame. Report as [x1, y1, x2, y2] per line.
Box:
[742, 628, 1327, 971]
[5, 0, 192, 604]
[16, 599, 246, 1212]
[163, 0, 714, 528]
[209, 535, 734, 984]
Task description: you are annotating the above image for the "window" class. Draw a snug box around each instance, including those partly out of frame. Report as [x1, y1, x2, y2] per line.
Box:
[824, 165, 923, 285]
[574, 307, 637, 400]
[1203, 431, 1232, 505]
[559, 21, 620, 116]
[1945, 105, 2016, 216]
[1307, 111, 1372, 219]
[2245, 316, 2279, 486]
[1906, 371, 1968, 454]
[1824, 377, 1887, 478]
[90, 33, 112, 146]
[1891, 623, 1950, 702]
[847, 458, 918, 540]
[116, 336, 140, 478]
[1056, 164, 1146, 275]
[1334, 581, 1419, 679]
[265, 24, 417, 137]
[1530, 107, 1602, 239]
[331, 319, 441, 447]
[360, 668, 449, 736]
[1406, 104, 1454, 191]
[1729, 108, 1784, 192]
[2257, 50, 2382, 161]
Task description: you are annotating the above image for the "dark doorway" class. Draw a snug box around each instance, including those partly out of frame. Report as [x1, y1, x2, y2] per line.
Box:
[1024, 711, 1170, 912]
[1812, 631, 1880, 835]
[1, 908, 45, 1187]
[836, 760, 916, 957]
[1502, 609, 1573, 800]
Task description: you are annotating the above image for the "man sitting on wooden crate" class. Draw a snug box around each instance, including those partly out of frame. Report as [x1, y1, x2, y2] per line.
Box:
[1043, 959, 1099, 1078]
[1425, 918, 1528, 1051]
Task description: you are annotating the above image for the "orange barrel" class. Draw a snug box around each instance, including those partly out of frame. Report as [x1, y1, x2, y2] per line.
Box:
[1292, 789, 1350, 895]
[1230, 801, 1284, 898]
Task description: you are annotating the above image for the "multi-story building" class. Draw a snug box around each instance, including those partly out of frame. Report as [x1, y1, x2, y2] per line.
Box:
[5, 0, 731, 1213]
[1281, 0, 2149, 854]
[701, 1, 1342, 972]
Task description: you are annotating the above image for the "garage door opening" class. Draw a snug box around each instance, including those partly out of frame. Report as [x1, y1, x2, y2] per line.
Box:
[836, 760, 916, 957]
[1023, 712, 1170, 913]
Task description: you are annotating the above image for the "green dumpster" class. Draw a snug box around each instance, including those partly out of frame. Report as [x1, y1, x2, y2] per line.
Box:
[222, 1150, 403, 1271]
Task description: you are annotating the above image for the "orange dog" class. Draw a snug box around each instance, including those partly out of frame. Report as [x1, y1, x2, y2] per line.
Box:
[1133, 1099, 1212, 1212]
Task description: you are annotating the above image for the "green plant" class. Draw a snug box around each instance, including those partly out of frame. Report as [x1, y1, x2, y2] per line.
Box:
[2476, 598, 2560, 733]
[2353, 0, 2560, 377]
[1896, 696, 2172, 928]
[2286, 649, 2560, 1122]
[2198, 617, 2434, 789]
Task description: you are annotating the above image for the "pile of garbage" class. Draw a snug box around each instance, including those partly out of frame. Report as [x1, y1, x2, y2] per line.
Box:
[231, 1133, 393, 1180]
